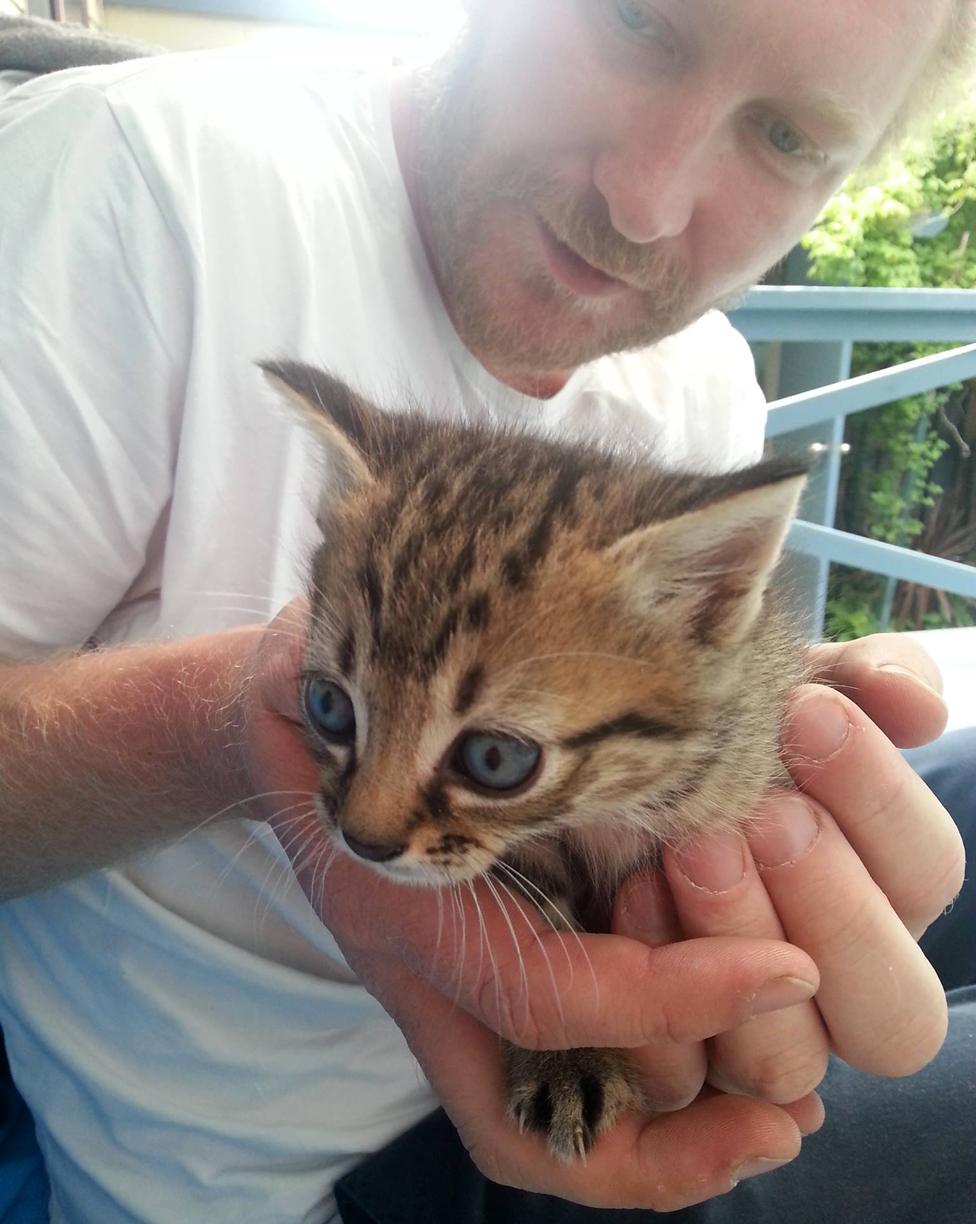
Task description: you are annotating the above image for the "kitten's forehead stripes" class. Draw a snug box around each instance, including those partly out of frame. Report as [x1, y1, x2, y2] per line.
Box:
[423, 607, 461, 674]
[454, 665, 485, 716]
[338, 629, 356, 678]
[360, 562, 384, 650]
[563, 713, 685, 750]
[446, 537, 478, 597]
[500, 458, 582, 592]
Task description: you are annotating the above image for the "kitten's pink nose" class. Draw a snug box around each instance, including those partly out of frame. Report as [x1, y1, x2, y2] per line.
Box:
[342, 831, 406, 864]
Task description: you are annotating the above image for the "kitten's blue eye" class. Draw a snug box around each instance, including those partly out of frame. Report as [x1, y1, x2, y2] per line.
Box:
[456, 733, 541, 792]
[303, 677, 355, 741]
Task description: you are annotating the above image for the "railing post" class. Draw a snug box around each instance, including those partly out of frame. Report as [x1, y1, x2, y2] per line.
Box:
[767, 340, 853, 640]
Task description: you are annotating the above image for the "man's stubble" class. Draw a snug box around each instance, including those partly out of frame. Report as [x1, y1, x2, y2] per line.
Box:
[411, 33, 747, 376]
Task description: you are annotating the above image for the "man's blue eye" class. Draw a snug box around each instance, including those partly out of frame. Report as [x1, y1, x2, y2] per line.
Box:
[303, 677, 356, 740]
[456, 733, 541, 792]
[768, 119, 804, 156]
[617, 0, 661, 35]
[616, 0, 653, 30]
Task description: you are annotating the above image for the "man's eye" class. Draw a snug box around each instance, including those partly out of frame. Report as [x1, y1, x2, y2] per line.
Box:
[767, 118, 805, 156]
[616, 0, 653, 30]
[614, 0, 671, 42]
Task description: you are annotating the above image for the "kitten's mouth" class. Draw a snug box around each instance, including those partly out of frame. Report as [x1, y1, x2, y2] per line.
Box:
[346, 849, 486, 889]
[321, 813, 499, 887]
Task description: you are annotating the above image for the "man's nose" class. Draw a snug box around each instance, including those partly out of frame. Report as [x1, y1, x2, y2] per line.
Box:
[592, 101, 717, 245]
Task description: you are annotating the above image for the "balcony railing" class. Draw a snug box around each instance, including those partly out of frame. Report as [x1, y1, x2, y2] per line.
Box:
[729, 286, 976, 638]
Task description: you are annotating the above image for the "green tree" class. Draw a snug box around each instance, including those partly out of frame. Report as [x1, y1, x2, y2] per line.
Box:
[800, 106, 976, 638]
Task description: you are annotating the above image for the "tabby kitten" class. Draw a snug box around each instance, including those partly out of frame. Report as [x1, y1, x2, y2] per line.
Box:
[263, 360, 807, 1163]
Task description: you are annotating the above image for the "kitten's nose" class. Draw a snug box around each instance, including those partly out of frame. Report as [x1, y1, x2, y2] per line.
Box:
[342, 832, 406, 864]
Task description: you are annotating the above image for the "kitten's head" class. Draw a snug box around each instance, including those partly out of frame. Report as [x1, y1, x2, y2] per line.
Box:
[264, 361, 806, 888]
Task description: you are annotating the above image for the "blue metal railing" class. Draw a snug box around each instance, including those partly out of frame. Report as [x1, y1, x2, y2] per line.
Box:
[733, 286, 976, 343]
[729, 287, 976, 636]
[765, 342, 976, 438]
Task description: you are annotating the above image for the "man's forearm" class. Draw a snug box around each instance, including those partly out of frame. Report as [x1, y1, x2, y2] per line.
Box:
[0, 627, 262, 900]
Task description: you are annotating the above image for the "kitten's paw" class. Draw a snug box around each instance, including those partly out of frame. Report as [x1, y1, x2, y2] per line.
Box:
[505, 1045, 643, 1162]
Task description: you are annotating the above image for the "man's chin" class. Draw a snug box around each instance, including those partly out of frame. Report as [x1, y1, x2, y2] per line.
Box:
[466, 310, 702, 376]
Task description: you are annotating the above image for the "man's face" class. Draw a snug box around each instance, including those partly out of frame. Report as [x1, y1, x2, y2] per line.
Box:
[417, 0, 951, 378]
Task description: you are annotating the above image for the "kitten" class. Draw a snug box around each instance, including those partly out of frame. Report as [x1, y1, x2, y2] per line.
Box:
[263, 360, 807, 1163]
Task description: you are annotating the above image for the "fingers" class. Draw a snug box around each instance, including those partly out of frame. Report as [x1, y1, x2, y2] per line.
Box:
[661, 833, 830, 1105]
[613, 872, 708, 1110]
[313, 849, 819, 1052]
[785, 684, 966, 940]
[778, 1090, 825, 1136]
[746, 786, 949, 1076]
[806, 634, 947, 748]
[400, 977, 806, 1211]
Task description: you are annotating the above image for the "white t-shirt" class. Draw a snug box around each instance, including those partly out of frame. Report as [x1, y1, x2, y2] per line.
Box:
[0, 50, 766, 1224]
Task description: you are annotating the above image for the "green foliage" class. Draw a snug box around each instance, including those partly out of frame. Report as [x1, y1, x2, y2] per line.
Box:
[805, 110, 976, 292]
[800, 105, 976, 638]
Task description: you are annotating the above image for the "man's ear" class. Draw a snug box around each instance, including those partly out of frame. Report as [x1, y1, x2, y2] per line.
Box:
[606, 469, 806, 646]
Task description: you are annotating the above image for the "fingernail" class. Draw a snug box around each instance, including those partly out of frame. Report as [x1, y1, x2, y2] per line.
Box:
[731, 1156, 793, 1185]
[878, 663, 945, 702]
[674, 831, 747, 893]
[750, 975, 818, 1016]
[791, 692, 851, 762]
[749, 798, 821, 868]
[617, 874, 676, 945]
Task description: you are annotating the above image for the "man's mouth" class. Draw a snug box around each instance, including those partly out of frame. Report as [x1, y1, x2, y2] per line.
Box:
[536, 220, 632, 299]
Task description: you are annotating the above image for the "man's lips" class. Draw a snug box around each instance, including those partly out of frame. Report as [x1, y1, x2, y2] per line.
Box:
[536, 220, 632, 299]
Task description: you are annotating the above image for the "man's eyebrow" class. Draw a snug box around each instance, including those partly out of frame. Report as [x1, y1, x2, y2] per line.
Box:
[790, 90, 870, 146]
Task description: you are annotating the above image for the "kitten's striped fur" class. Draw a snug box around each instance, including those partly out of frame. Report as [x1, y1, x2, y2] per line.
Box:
[264, 360, 807, 1161]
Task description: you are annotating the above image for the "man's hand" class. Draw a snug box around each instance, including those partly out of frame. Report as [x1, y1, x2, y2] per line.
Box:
[252, 606, 827, 1209]
[290, 842, 824, 1209]
[257, 611, 963, 1209]
[612, 633, 964, 1115]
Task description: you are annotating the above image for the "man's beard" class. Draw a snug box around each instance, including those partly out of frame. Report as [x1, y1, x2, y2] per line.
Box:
[411, 40, 707, 375]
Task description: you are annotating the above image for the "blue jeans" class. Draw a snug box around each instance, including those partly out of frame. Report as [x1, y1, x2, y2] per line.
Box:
[2, 731, 974, 1223]
[335, 728, 976, 1224]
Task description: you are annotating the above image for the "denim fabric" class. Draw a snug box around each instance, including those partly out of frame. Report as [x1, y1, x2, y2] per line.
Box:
[0, 1036, 48, 1224]
[335, 729, 976, 1224]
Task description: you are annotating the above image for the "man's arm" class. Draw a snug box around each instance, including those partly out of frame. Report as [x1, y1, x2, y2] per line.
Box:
[0, 629, 260, 899]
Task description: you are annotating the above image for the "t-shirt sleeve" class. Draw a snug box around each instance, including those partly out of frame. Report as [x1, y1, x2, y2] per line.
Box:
[716, 315, 768, 468]
[683, 310, 768, 471]
[0, 77, 190, 657]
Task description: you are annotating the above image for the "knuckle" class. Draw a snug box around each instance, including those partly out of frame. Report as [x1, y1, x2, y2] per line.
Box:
[644, 1069, 706, 1113]
[747, 1046, 829, 1103]
[812, 887, 878, 959]
[851, 762, 913, 836]
[477, 975, 548, 1048]
[464, 1136, 529, 1192]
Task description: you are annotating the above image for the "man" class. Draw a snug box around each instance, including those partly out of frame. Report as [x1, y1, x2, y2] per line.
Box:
[0, 2, 971, 1222]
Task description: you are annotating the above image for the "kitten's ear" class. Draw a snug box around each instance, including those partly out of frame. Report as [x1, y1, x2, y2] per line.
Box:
[607, 468, 806, 646]
[260, 360, 387, 502]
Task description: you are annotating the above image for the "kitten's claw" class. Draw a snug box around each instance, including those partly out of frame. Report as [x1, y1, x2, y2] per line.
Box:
[505, 1045, 643, 1162]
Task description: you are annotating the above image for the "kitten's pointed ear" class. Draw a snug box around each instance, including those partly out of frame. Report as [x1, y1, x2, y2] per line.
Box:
[260, 360, 386, 505]
[607, 468, 806, 646]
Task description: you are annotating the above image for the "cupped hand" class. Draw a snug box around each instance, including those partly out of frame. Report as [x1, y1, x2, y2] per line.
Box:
[244, 602, 824, 1209]
[611, 633, 964, 1115]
